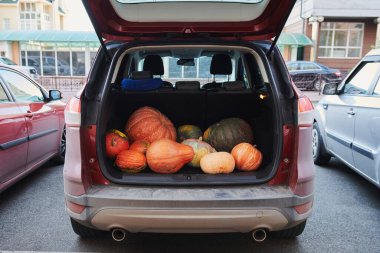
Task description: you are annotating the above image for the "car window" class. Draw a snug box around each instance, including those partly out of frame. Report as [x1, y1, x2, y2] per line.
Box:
[0, 84, 10, 102]
[343, 62, 380, 95]
[301, 63, 320, 70]
[0, 69, 44, 102]
[374, 76, 380, 95]
[287, 63, 298, 71]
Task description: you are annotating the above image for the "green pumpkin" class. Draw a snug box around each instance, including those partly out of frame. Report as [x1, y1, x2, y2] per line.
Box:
[177, 125, 203, 142]
[203, 118, 253, 152]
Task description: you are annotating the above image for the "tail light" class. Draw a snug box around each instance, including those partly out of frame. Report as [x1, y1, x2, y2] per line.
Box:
[334, 72, 342, 77]
[65, 97, 81, 127]
[269, 93, 314, 200]
[289, 95, 315, 196]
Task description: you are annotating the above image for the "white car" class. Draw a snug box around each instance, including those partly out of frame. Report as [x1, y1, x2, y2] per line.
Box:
[0, 57, 38, 79]
[313, 48, 380, 188]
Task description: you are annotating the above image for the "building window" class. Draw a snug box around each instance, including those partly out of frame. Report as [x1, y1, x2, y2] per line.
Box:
[3, 18, 10, 30]
[318, 22, 364, 58]
[20, 2, 41, 30]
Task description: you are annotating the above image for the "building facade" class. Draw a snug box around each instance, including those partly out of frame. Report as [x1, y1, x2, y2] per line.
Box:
[0, 0, 99, 77]
[283, 0, 380, 72]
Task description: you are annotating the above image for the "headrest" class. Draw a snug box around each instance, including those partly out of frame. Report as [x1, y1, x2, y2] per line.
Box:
[176, 81, 200, 90]
[143, 55, 164, 75]
[210, 54, 232, 75]
[223, 81, 245, 91]
[130, 71, 153, 80]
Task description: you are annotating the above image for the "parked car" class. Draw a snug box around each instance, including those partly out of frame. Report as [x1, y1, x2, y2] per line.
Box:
[0, 65, 66, 193]
[313, 48, 380, 188]
[64, 0, 314, 242]
[0, 57, 38, 79]
[25, 56, 71, 76]
[286, 61, 342, 91]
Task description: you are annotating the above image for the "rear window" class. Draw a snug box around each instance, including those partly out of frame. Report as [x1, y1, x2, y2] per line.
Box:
[161, 56, 229, 86]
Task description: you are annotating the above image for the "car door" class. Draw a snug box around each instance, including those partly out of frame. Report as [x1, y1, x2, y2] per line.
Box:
[352, 64, 380, 186]
[0, 69, 61, 169]
[324, 62, 377, 167]
[0, 78, 28, 185]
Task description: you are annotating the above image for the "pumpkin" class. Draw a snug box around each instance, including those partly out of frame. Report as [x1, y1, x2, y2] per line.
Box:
[146, 139, 194, 174]
[125, 106, 176, 143]
[115, 150, 146, 173]
[231, 143, 262, 171]
[177, 125, 203, 142]
[182, 138, 216, 167]
[203, 118, 253, 152]
[105, 131, 129, 158]
[129, 140, 150, 154]
[200, 152, 235, 174]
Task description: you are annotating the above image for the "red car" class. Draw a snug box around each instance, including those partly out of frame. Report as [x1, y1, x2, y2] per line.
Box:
[0, 65, 66, 193]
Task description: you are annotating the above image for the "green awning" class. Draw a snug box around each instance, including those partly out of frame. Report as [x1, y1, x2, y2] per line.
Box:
[0, 30, 98, 43]
[277, 33, 313, 47]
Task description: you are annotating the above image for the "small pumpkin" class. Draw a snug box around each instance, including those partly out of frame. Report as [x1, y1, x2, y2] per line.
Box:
[146, 139, 194, 174]
[105, 131, 129, 158]
[129, 140, 150, 154]
[200, 152, 235, 174]
[203, 118, 253, 152]
[182, 138, 216, 168]
[115, 150, 146, 173]
[125, 106, 176, 143]
[231, 143, 262, 171]
[177, 125, 203, 142]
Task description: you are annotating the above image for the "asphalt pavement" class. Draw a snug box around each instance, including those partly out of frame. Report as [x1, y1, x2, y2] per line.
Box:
[0, 159, 379, 253]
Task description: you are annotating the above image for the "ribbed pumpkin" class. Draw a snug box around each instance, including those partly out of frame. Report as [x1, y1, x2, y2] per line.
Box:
[200, 152, 235, 174]
[231, 143, 262, 171]
[146, 139, 194, 174]
[177, 125, 203, 142]
[182, 138, 216, 168]
[203, 118, 253, 152]
[125, 106, 176, 143]
[129, 140, 150, 154]
[115, 150, 146, 173]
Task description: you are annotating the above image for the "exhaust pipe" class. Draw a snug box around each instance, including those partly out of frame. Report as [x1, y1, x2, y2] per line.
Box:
[252, 228, 267, 242]
[111, 228, 127, 242]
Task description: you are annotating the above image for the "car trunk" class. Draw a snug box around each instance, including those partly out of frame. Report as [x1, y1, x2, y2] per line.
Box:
[92, 43, 285, 186]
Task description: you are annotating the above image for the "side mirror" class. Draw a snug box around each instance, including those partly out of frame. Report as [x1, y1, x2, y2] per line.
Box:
[49, 90, 62, 100]
[322, 83, 338, 95]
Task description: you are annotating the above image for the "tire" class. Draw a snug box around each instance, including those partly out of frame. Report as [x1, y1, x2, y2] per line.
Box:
[312, 122, 331, 166]
[272, 220, 307, 238]
[54, 125, 66, 164]
[70, 218, 104, 237]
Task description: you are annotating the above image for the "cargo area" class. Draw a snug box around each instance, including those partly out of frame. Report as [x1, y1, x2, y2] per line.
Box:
[95, 45, 285, 185]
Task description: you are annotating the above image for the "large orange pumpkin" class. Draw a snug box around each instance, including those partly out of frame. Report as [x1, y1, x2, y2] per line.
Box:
[146, 139, 194, 174]
[115, 150, 147, 173]
[125, 106, 176, 143]
[231, 143, 262, 171]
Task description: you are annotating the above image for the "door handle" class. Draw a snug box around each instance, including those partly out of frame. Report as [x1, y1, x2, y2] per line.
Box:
[323, 104, 328, 110]
[347, 109, 355, 116]
[25, 110, 34, 118]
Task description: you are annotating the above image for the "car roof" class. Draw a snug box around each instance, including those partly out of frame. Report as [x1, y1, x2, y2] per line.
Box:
[365, 48, 380, 57]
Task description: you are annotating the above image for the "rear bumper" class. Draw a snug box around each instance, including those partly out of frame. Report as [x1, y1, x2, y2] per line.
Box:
[65, 184, 313, 233]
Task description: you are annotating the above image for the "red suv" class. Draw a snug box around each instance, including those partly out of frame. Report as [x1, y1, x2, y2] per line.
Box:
[64, 0, 314, 242]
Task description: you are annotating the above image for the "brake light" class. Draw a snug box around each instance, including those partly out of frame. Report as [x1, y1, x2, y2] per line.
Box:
[334, 72, 341, 77]
[298, 96, 314, 127]
[65, 97, 81, 127]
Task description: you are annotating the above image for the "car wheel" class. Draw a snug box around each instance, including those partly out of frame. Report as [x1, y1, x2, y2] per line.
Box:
[54, 125, 66, 164]
[70, 218, 104, 237]
[272, 220, 307, 238]
[312, 122, 331, 166]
